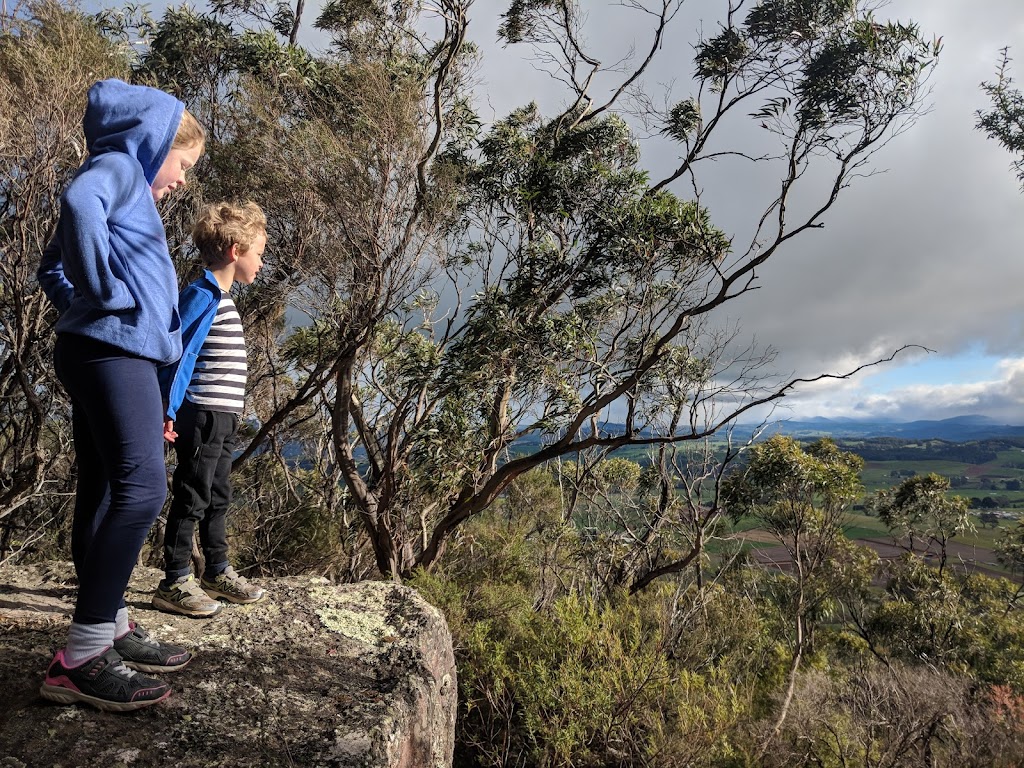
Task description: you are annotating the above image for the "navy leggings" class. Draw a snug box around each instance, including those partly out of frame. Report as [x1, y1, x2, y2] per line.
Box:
[54, 335, 167, 625]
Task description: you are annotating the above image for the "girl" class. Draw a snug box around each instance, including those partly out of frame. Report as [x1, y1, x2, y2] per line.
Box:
[37, 78, 204, 711]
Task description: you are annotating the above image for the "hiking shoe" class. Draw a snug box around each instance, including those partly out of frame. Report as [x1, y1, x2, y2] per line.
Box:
[40, 648, 170, 712]
[152, 575, 223, 618]
[201, 565, 265, 604]
[114, 622, 192, 673]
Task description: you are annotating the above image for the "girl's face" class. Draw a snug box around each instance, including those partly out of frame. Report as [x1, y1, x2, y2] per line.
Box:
[151, 143, 202, 202]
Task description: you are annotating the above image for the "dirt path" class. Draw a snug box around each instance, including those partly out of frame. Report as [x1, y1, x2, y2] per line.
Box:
[736, 533, 1017, 582]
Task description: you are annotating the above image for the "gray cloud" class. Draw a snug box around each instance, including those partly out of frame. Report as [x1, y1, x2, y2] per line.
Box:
[468, 0, 1024, 420]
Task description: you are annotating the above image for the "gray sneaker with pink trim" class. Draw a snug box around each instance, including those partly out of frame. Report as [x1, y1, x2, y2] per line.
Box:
[40, 648, 170, 712]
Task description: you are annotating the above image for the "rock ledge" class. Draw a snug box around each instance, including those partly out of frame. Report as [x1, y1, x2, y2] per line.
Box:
[0, 562, 456, 768]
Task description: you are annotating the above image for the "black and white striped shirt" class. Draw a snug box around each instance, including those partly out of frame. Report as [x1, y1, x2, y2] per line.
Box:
[186, 294, 247, 414]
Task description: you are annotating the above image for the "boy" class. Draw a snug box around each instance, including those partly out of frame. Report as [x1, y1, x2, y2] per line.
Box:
[153, 201, 267, 618]
[37, 79, 204, 711]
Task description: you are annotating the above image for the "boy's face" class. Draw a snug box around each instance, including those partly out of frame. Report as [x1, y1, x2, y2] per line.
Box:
[234, 232, 266, 285]
[151, 143, 202, 202]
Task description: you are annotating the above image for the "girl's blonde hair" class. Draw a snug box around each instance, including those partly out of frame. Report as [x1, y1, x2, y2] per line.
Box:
[192, 201, 267, 265]
[173, 109, 205, 150]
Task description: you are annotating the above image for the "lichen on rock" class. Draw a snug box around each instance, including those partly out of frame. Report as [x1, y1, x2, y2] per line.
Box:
[310, 582, 393, 645]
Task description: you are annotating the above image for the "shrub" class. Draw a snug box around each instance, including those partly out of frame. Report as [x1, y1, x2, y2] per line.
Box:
[762, 663, 1024, 767]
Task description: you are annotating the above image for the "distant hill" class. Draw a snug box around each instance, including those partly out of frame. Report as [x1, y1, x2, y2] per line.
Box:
[507, 415, 1024, 448]
[492, 415, 1024, 465]
[742, 415, 1024, 442]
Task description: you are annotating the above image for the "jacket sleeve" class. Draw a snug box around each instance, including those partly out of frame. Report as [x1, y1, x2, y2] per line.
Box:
[58, 154, 144, 312]
[37, 237, 75, 314]
[163, 283, 213, 420]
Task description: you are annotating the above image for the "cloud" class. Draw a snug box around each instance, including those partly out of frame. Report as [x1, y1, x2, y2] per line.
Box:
[468, 0, 1024, 421]
[775, 357, 1024, 422]
[706, 0, 1024, 378]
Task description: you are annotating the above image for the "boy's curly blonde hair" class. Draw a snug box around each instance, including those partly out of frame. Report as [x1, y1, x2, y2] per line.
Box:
[192, 201, 267, 266]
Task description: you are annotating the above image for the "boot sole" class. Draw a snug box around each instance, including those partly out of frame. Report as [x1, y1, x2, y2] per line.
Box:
[40, 684, 171, 712]
[151, 595, 222, 618]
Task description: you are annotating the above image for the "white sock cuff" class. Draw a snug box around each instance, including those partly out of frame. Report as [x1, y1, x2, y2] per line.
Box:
[114, 607, 131, 638]
[65, 621, 116, 667]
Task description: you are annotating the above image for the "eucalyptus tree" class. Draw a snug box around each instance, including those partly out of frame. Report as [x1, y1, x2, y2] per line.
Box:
[978, 47, 1024, 190]
[557, 433, 751, 598]
[870, 472, 972, 577]
[125, 0, 476, 577]
[368, 0, 937, 580]
[129, 0, 937, 582]
[722, 435, 869, 754]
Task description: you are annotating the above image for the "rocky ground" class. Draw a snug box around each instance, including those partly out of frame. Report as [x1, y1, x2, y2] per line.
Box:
[0, 562, 455, 767]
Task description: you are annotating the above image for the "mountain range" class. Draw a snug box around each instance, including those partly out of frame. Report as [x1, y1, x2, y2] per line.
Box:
[743, 414, 1024, 442]
[508, 415, 1024, 448]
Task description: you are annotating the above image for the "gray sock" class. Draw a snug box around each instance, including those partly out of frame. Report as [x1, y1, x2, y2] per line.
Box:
[65, 621, 116, 667]
[114, 607, 131, 638]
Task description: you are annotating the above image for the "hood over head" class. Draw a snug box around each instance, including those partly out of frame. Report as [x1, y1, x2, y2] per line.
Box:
[83, 79, 185, 185]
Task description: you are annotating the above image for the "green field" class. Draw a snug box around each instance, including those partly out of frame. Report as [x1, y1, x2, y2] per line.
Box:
[726, 443, 1024, 575]
[572, 439, 1024, 512]
[551, 437, 1024, 574]
[841, 510, 1017, 547]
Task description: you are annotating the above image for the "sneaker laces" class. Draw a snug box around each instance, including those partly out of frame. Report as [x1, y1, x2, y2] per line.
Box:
[108, 656, 138, 680]
[129, 623, 161, 648]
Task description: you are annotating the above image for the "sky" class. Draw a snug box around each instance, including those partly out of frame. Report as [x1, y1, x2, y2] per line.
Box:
[84, 0, 1024, 423]
[455, 0, 1024, 424]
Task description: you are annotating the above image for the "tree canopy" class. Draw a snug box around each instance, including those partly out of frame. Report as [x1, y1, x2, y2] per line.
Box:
[2, 0, 939, 582]
[979, 47, 1024, 191]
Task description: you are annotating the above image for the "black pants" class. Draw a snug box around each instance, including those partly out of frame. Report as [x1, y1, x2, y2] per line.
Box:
[54, 335, 167, 624]
[163, 400, 238, 580]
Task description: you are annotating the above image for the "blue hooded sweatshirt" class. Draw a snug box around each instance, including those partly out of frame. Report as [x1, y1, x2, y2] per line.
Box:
[37, 79, 186, 366]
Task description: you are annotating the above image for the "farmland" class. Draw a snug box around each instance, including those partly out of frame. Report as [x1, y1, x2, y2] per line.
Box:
[531, 433, 1024, 578]
[736, 437, 1024, 580]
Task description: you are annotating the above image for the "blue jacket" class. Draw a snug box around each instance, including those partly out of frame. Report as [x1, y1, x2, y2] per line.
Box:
[37, 78, 186, 366]
[160, 270, 223, 420]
